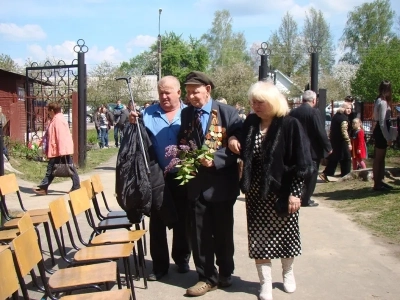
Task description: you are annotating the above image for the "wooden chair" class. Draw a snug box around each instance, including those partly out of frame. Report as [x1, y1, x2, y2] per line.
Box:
[89, 175, 147, 255]
[48, 197, 137, 298]
[68, 187, 132, 240]
[12, 227, 122, 300]
[90, 174, 126, 219]
[68, 188, 148, 288]
[0, 227, 19, 244]
[0, 248, 20, 300]
[0, 173, 49, 217]
[0, 204, 55, 268]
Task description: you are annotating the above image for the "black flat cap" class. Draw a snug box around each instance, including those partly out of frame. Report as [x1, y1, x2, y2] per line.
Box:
[184, 71, 215, 89]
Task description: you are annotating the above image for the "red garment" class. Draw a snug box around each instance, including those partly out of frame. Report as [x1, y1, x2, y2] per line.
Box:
[351, 129, 366, 159]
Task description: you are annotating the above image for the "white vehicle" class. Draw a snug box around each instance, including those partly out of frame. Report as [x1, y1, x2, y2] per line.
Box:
[325, 101, 344, 114]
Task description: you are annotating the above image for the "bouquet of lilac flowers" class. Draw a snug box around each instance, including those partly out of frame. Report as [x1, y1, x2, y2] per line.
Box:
[165, 140, 214, 185]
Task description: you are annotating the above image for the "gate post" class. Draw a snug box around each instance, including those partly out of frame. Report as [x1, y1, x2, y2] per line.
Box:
[309, 45, 321, 93]
[75, 40, 88, 168]
[72, 92, 79, 165]
[257, 42, 272, 81]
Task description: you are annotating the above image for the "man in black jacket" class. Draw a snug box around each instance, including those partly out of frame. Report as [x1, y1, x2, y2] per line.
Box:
[179, 71, 242, 296]
[289, 90, 332, 207]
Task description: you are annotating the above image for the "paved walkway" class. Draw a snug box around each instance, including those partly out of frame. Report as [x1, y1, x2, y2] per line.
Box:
[4, 156, 400, 300]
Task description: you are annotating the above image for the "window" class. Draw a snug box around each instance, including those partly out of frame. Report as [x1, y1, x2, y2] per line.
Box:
[17, 87, 25, 101]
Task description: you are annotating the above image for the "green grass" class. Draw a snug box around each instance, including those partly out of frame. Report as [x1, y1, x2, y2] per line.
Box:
[6, 129, 118, 183]
[314, 178, 400, 244]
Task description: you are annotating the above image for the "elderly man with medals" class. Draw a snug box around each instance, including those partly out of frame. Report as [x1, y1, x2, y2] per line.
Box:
[177, 71, 242, 297]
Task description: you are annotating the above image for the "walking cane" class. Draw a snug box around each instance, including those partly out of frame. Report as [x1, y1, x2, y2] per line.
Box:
[115, 76, 150, 175]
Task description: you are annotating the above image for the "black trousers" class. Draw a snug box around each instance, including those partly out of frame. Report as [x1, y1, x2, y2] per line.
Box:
[302, 160, 319, 205]
[191, 195, 235, 286]
[149, 173, 191, 274]
[38, 155, 80, 191]
[324, 156, 351, 177]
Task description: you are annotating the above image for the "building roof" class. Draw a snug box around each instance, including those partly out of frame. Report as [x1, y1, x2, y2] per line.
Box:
[0, 68, 52, 86]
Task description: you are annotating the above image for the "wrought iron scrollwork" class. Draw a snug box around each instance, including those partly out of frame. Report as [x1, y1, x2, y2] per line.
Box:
[25, 39, 87, 142]
[73, 39, 89, 54]
[257, 42, 271, 56]
[308, 45, 322, 53]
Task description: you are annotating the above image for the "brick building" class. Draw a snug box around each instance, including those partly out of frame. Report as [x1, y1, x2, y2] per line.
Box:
[0, 68, 50, 142]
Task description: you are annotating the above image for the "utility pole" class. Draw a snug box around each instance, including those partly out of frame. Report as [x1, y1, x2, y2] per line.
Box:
[158, 8, 162, 81]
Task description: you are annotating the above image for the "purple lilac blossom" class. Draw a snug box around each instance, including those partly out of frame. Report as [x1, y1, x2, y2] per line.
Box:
[179, 145, 190, 152]
[189, 140, 197, 150]
[165, 145, 179, 158]
[164, 157, 181, 174]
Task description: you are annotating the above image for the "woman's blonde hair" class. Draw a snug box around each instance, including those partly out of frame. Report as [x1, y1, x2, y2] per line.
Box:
[248, 81, 289, 117]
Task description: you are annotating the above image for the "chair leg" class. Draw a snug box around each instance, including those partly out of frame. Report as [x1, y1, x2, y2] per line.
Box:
[35, 227, 55, 274]
[126, 258, 137, 300]
[123, 258, 130, 288]
[132, 248, 140, 280]
[141, 219, 147, 256]
[137, 238, 147, 289]
[43, 222, 56, 266]
[116, 263, 122, 289]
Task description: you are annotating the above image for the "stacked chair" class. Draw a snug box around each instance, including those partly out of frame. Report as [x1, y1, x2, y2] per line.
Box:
[0, 173, 143, 299]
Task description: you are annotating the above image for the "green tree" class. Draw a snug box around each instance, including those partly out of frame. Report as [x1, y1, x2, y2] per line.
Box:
[340, 0, 395, 64]
[87, 61, 127, 107]
[211, 62, 256, 109]
[120, 32, 209, 96]
[268, 12, 305, 77]
[202, 10, 249, 69]
[350, 38, 400, 102]
[0, 53, 21, 73]
[303, 8, 335, 73]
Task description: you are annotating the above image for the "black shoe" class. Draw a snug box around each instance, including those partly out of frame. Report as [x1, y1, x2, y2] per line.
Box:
[177, 263, 190, 273]
[302, 202, 319, 207]
[148, 270, 168, 281]
[319, 173, 329, 183]
[381, 182, 394, 189]
[218, 275, 232, 288]
[373, 186, 391, 192]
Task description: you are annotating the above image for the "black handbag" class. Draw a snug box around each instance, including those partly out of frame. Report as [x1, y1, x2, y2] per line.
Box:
[52, 156, 75, 177]
[274, 196, 290, 217]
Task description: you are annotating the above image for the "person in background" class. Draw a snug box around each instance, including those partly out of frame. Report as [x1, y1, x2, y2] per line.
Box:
[289, 90, 332, 207]
[344, 95, 357, 131]
[216, 98, 227, 104]
[319, 102, 352, 181]
[351, 118, 367, 170]
[99, 106, 110, 149]
[93, 106, 102, 140]
[372, 80, 393, 191]
[228, 81, 313, 300]
[0, 106, 9, 160]
[179, 71, 242, 297]
[113, 99, 124, 147]
[116, 104, 130, 136]
[33, 102, 80, 195]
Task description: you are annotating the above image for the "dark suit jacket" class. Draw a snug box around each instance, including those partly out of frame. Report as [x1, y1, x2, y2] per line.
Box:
[177, 100, 242, 202]
[289, 103, 332, 160]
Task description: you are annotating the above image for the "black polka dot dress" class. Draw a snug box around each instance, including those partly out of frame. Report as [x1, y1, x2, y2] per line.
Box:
[245, 131, 303, 259]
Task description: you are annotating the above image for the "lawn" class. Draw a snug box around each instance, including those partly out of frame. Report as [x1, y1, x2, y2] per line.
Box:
[314, 155, 400, 244]
[5, 129, 119, 183]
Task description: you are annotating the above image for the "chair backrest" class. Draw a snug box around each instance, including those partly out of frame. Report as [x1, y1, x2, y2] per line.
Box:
[12, 227, 42, 277]
[81, 179, 94, 200]
[17, 212, 34, 233]
[69, 187, 91, 217]
[0, 174, 19, 196]
[48, 197, 70, 230]
[90, 174, 104, 194]
[0, 248, 19, 300]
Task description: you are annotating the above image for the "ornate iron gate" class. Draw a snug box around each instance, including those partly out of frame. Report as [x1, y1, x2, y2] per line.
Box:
[25, 39, 88, 167]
